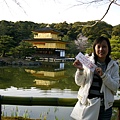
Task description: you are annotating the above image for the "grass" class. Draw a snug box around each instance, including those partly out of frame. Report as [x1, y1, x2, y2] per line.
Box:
[1, 106, 118, 120]
[2, 116, 33, 120]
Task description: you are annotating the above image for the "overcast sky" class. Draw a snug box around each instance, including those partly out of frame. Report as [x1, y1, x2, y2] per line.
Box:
[0, 0, 119, 26]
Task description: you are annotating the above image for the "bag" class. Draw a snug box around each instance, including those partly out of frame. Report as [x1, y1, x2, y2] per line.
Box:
[70, 97, 101, 120]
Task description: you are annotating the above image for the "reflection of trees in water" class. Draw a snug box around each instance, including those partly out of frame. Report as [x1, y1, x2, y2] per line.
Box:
[40, 62, 64, 71]
[0, 66, 35, 89]
[0, 68, 5, 74]
[0, 62, 78, 90]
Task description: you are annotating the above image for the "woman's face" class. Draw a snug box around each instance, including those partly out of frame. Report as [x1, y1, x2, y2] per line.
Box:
[95, 40, 109, 62]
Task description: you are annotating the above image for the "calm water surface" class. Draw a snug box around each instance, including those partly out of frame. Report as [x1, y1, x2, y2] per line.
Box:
[0, 61, 78, 119]
[0, 61, 119, 120]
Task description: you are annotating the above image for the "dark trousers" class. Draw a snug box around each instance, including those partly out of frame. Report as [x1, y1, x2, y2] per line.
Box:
[98, 106, 112, 120]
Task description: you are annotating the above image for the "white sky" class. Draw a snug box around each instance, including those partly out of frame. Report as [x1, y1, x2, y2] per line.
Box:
[0, 0, 120, 26]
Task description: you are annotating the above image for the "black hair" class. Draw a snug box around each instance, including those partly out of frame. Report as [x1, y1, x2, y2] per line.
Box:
[93, 36, 111, 64]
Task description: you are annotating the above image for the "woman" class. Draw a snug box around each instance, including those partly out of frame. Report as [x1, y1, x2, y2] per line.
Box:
[71, 36, 119, 120]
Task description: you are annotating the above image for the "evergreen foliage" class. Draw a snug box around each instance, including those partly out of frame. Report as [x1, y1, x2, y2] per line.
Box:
[0, 20, 119, 60]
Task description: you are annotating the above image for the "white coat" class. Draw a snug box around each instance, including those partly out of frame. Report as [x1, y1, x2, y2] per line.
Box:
[75, 54, 119, 110]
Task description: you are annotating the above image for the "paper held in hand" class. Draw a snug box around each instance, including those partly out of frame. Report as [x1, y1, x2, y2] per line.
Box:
[75, 52, 97, 72]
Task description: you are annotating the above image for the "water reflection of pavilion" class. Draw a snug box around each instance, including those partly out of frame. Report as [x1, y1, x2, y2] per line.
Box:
[25, 69, 65, 77]
[25, 62, 65, 86]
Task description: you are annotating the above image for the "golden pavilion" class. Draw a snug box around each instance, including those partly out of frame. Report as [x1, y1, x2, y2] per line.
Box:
[24, 25, 67, 58]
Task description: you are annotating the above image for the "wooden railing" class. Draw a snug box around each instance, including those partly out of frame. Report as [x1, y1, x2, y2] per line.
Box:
[0, 95, 120, 120]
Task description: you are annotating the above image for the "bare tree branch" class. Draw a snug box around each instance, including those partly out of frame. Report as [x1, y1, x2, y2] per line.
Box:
[112, 0, 120, 6]
[12, 0, 27, 14]
[2, 0, 120, 26]
[93, 0, 114, 25]
[67, 0, 106, 10]
[76, 0, 115, 27]
[3, 0, 13, 14]
[3, 0, 27, 15]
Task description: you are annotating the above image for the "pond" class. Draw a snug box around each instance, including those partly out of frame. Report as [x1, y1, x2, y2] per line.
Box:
[0, 61, 119, 120]
[0, 61, 79, 120]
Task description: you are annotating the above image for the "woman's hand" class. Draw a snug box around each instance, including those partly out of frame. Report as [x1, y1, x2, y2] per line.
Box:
[95, 67, 103, 76]
[73, 60, 83, 70]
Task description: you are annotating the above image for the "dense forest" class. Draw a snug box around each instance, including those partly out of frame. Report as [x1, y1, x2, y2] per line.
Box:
[0, 20, 120, 60]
